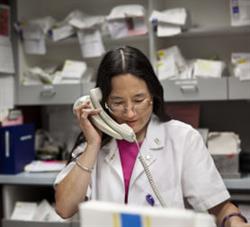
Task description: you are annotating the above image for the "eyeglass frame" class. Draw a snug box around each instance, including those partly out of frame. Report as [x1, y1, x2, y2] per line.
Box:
[104, 97, 153, 115]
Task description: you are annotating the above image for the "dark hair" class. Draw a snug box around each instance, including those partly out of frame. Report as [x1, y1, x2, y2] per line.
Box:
[69, 46, 170, 160]
[96, 46, 169, 121]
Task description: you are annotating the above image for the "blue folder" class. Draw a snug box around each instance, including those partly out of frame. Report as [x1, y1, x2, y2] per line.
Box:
[0, 124, 35, 174]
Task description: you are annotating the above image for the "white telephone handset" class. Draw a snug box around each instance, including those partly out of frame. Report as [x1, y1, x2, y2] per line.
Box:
[73, 88, 136, 142]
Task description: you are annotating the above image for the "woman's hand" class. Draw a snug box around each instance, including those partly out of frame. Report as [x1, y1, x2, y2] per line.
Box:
[209, 201, 250, 227]
[75, 100, 102, 147]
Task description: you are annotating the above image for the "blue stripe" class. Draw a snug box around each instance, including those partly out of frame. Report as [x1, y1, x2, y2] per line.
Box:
[120, 213, 142, 227]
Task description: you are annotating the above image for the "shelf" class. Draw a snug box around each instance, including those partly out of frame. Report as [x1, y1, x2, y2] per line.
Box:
[46, 33, 149, 46]
[223, 175, 250, 190]
[157, 25, 250, 39]
[228, 77, 250, 100]
[186, 25, 250, 36]
[103, 33, 149, 44]
[161, 77, 228, 102]
[17, 84, 81, 105]
[0, 171, 249, 190]
[2, 220, 72, 227]
[16, 82, 96, 105]
[0, 172, 58, 186]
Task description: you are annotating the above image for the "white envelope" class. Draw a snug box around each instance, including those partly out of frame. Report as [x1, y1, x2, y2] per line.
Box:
[107, 4, 145, 20]
[193, 59, 225, 78]
[61, 60, 87, 80]
[157, 24, 182, 37]
[70, 15, 105, 30]
[150, 8, 187, 25]
[77, 29, 105, 58]
[156, 56, 179, 80]
[51, 24, 75, 42]
[22, 25, 46, 55]
[107, 17, 147, 39]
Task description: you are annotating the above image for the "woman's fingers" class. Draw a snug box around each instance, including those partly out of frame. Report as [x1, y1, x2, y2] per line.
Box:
[75, 101, 91, 119]
[75, 101, 101, 122]
[80, 108, 100, 120]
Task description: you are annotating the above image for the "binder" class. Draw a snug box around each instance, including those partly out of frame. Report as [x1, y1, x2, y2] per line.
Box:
[0, 124, 35, 174]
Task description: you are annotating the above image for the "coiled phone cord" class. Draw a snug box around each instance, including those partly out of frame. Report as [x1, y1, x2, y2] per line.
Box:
[136, 142, 167, 207]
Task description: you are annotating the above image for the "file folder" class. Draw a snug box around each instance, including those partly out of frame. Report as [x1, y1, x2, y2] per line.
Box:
[0, 124, 35, 174]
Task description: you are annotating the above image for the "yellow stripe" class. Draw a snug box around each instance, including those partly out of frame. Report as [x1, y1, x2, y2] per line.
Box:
[113, 213, 120, 227]
[144, 216, 151, 227]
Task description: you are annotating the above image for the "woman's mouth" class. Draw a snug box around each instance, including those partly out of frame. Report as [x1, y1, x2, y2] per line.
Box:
[126, 120, 137, 127]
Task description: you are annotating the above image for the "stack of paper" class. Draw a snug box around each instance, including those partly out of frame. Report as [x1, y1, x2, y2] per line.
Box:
[24, 160, 66, 172]
[11, 200, 67, 222]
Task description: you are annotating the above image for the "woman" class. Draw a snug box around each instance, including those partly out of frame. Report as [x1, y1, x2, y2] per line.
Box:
[54, 46, 248, 227]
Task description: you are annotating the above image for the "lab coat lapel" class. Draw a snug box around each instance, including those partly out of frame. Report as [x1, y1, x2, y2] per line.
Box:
[129, 140, 151, 186]
[130, 115, 165, 188]
[103, 139, 123, 183]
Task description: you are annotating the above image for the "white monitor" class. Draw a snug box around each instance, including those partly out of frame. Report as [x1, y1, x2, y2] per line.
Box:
[79, 200, 215, 227]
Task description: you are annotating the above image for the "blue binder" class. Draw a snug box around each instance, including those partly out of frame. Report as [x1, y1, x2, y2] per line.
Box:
[0, 124, 35, 174]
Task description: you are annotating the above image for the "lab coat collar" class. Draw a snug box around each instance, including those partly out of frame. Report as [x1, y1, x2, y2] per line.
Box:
[102, 139, 123, 182]
[103, 139, 118, 161]
[146, 114, 165, 149]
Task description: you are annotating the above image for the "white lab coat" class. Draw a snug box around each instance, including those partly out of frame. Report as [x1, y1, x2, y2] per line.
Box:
[55, 115, 230, 211]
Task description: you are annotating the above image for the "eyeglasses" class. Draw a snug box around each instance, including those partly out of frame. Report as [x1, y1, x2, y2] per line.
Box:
[105, 98, 153, 115]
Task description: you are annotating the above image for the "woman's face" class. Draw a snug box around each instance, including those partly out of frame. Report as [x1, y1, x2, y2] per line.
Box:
[107, 74, 153, 142]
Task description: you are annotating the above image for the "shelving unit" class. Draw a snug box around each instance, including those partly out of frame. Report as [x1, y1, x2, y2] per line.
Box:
[0, 172, 249, 225]
[0, 172, 249, 227]
[13, 0, 250, 105]
[0, 174, 56, 213]
[0, 172, 78, 227]
[14, 0, 150, 106]
[152, 0, 250, 102]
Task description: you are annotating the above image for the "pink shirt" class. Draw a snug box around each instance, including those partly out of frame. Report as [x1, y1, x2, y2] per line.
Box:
[117, 140, 141, 203]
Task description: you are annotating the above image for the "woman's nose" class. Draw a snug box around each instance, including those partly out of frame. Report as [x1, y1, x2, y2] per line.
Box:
[124, 103, 136, 117]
